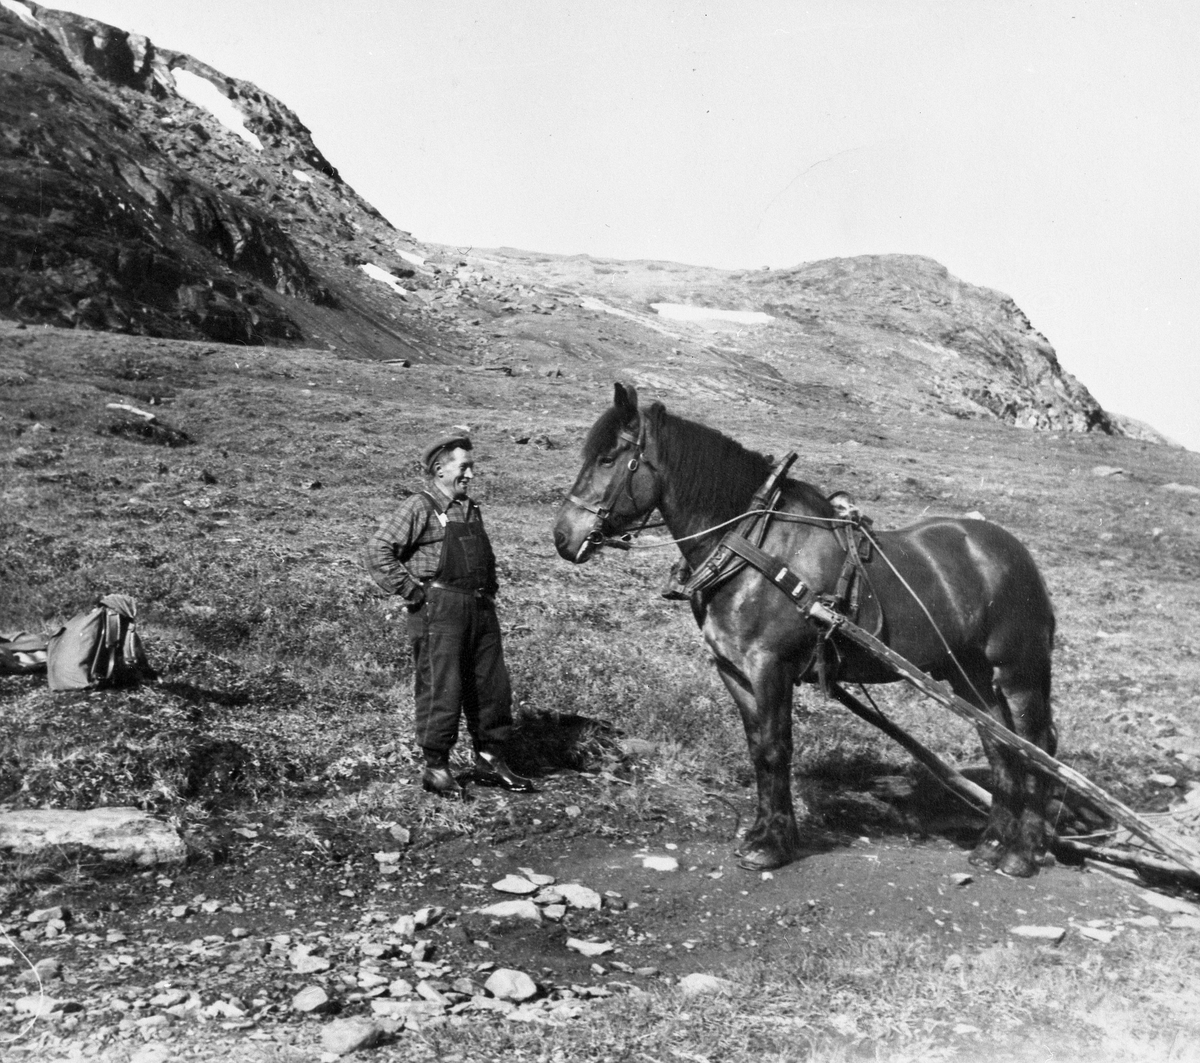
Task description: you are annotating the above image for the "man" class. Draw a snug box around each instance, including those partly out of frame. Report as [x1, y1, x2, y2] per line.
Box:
[364, 431, 536, 798]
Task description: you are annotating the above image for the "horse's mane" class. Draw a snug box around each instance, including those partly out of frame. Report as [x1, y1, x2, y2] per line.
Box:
[586, 401, 835, 522]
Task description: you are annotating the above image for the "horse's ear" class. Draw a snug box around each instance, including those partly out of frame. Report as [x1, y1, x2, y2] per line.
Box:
[613, 381, 639, 418]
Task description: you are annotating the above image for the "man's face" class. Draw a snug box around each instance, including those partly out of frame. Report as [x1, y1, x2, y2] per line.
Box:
[433, 447, 474, 499]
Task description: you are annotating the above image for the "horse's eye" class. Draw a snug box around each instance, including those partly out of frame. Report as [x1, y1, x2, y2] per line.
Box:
[598, 455, 616, 468]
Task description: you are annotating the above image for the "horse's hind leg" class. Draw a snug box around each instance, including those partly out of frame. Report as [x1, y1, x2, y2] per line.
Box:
[990, 657, 1056, 878]
[956, 666, 1022, 872]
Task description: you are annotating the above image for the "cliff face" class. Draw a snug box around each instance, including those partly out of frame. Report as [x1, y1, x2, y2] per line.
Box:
[0, 3, 1143, 440]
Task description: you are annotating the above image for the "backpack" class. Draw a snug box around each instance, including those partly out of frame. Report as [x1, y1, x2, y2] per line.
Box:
[46, 594, 154, 692]
[0, 631, 48, 675]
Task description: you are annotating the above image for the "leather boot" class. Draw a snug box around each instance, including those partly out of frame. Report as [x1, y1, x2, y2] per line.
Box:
[473, 750, 538, 793]
[421, 762, 464, 799]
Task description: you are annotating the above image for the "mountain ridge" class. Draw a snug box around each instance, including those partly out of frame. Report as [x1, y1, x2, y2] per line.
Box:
[0, 1, 1169, 443]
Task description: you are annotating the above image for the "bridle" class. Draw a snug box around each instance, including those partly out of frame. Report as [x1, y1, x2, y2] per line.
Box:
[566, 416, 659, 552]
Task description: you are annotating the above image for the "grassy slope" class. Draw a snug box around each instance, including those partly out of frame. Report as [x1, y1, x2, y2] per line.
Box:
[3, 319, 1200, 1059]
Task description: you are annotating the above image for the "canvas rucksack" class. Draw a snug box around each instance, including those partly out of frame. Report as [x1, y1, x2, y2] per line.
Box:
[46, 594, 153, 692]
[0, 631, 48, 675]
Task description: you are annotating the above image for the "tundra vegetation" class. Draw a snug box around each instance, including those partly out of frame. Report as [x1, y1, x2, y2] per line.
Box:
[2, 320, 1200, 1061]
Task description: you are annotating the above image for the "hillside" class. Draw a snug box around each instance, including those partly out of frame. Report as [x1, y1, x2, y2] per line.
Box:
[0, 1, 1164, 443]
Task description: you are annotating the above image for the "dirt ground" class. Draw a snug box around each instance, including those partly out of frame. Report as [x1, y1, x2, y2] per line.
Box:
[2, 757, 1175, 1062]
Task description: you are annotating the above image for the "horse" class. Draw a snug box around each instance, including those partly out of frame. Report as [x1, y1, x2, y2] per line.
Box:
[553, 382, 1057, 876]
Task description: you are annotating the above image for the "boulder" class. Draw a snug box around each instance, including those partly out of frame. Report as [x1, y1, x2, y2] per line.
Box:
[0, 807, 186, 866]
[321, 1017, 385, 1056]
[484, 968, 539, 1002]
[679, 973, 735, 997]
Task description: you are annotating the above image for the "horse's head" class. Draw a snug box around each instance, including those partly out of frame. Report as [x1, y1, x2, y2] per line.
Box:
[553, 382, 661, 563]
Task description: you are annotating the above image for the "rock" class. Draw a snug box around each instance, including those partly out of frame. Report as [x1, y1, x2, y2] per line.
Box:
[1162, 483, 1200, 496]
[618, 738, 660, 758]
[1078, 926, 1117, 943]
[678, 973, 735, 996]
[16, 957, 61, 985]
[492, 874, 538, 895]
[15, 994, 59, 1017]
[415, 980, 451, 1006]
[129, 1047, 173, 1063]
[292, 985, 330, 1013]
[517, 867, 556, 886]
[358, 970, 388, 990]
[0, 807, 186, 866]
[566, 938, 614, 957]
[1139, 891, 1200, 917]
[542, 904, 566, 922]
[388, 978, 414, 998]
[27, 905, 69, 924]
[556, 883, 603, 909]
[963, 510, 986, 521]
[290, 947, 332, 974]
[484, 968, 539, 1002]
[149, 988, 188, 1008]
[413, 906, 444, 929]
[1169, 915, 1200, 931]
[1009, 925, 1066, 943]
[389, 825, 412, 845]
[372, 851, 401, 865]
[950, 873, 973, 887]
[1091, 465, 1126, 478]
[1149, 773, 1178, 787]
[640, 855, 679, 872]
[390, 914, 416, 939]
[564, 805, 583, 818]
[321, 1017, 385, 1056]
[477, 899, 541, 921]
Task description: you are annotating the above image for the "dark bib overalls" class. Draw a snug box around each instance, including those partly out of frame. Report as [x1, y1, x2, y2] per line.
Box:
[408, 494, 513, 761]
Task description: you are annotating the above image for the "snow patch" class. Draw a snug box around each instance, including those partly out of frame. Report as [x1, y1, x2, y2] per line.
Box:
[650, 303, 773, 325]
[396, 249, 426, 268]
[291, 169, 314, 184]
[1, 0, 42, 28]
[359, 263, 407, 296]
[171, 68, 263, 150]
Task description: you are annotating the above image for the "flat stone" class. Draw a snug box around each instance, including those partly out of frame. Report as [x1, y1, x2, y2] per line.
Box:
[290, 948, 332, 974]
[492, 874, 538, 895]
[477, 899, 541, 921]
[640, 855, 679, 872]
[1169, 915, 1200, 931]
[1077, 926, 1116, 944]
[618, 738, 660, 758]
[292, 985, 330, 1013]
[388, 978, 414, 997]
[1091, 465, 1126, 478]
[149, 988, 188, 1008]
[566, 938, 614, 957]
[27, 905, 68, 924]
[556, 883, 602, 909]
[129, 1047, 173, 1063]
[0, 807, 186, 866]
[484, 968, 539, 1002]
[1009, 925, 1066, 943]
[16, 957, 61, 985]
[321, 1017, 385, 1056]
[678, 973, 735, 996]
[517, 867, 556, 886]
[1162, 482, 1200, 496]
[1139, 891, 1200, 917]
[15, 994, 58, 1017]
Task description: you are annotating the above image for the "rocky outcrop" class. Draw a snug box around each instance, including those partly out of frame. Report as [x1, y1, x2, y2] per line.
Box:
[0, 806, 187, 865]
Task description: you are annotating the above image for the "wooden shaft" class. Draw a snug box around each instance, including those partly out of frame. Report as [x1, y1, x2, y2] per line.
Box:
[826, 682, 992, 815]
[810, 600, 1200, 879]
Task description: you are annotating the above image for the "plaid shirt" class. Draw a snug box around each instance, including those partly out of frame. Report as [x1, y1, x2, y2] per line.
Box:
[364, 488, 498, 601]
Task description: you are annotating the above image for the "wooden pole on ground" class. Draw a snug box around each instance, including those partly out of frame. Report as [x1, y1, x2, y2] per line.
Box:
[810, 601, 1200, 880]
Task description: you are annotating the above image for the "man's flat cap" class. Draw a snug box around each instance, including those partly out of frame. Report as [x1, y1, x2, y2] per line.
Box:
[421, 432, 472, 473]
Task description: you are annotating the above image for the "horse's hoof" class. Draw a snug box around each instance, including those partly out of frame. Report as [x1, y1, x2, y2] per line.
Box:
[968, 839, 1004, 870]
[737, 846, 789, 872]
[997, 851, 1039, 878]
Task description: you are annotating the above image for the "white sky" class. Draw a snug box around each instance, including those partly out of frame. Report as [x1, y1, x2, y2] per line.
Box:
[44, 1, 1199, 450]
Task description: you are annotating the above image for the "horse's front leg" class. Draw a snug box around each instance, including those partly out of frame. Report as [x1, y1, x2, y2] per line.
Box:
[715, 656, 804, 871]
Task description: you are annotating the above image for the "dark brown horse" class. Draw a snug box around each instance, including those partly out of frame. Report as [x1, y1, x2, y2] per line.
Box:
[554, 383, 1057, 876]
